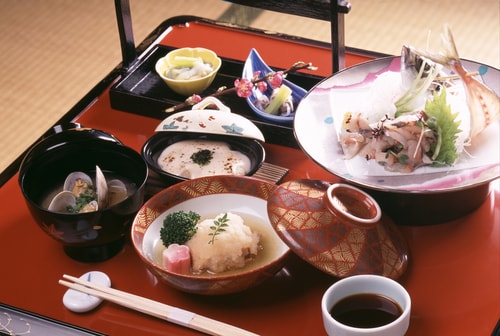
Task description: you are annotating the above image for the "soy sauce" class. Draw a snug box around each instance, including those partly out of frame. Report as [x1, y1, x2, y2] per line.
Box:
[330, 293, 402, 328]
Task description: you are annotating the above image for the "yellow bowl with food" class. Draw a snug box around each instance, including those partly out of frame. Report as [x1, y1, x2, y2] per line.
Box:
[130, 175, 290, 295]
[155, 47, 222, 96]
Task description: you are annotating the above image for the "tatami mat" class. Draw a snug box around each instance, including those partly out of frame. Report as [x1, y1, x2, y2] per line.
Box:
[0, 0, 498, 174]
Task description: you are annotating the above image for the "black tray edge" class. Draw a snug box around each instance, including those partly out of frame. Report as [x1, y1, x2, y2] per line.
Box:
[0, 15, 388, 187]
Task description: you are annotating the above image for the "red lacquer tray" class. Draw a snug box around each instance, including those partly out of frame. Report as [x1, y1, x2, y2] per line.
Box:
[0, 17, 498, 336]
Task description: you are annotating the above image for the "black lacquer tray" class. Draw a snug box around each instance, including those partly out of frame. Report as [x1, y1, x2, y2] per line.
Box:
[109, 45, 323, 148]
[0, 303, 105, 336]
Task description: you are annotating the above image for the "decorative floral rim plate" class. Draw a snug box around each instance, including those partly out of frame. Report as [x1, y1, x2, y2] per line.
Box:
[294, 56, 500, 193]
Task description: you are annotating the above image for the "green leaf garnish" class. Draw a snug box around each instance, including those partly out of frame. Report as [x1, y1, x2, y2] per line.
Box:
[208, 213, 230, 244]
[67, 188, 96, 213]
[190, 149, 213, 166]
[160, 210, 200, 246]
[425, 87, 461, 166]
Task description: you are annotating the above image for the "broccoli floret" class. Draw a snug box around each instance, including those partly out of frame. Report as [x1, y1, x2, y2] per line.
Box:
[160, 210, 200, 246]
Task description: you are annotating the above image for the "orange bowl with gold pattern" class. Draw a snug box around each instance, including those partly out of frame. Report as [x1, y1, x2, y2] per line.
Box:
[131, 175, 290, 295]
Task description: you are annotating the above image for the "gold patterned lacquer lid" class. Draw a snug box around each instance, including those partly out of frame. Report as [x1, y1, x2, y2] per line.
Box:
[267, 179, 409, 279]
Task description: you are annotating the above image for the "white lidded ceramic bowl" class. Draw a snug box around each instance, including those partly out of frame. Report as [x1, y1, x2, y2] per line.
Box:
[142, 97, 266, 186]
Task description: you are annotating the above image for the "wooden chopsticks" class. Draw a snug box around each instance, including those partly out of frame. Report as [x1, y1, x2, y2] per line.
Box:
[59, 274, 259, 336]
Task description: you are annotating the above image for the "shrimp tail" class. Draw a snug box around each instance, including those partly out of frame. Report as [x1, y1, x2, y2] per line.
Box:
[453, 61, 500, 140]
[441, 24, 460, 62]
[412, 25, 500, 141]
[441, 25, 499, 140]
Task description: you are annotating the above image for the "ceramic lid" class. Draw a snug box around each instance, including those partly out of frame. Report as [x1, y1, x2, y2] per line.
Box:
[155, 97, 265, 142]
[267, 179, 409, 279]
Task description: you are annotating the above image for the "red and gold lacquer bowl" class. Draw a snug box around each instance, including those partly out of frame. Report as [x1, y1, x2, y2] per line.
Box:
[131, 175, 290, 295]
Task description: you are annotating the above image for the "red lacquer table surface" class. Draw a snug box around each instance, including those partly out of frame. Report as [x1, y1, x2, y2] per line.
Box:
[0, 18, 498, 336]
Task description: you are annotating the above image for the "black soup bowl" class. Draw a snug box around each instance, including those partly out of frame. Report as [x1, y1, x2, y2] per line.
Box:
[142, 131, 266, 186]
[18, 127, 148, 262]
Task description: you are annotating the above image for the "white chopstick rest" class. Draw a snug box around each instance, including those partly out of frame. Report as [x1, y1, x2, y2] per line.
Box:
[63, 271, 111, 313]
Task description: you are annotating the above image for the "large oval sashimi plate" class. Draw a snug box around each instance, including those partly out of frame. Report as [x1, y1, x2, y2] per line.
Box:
[294, 56, 499, 193]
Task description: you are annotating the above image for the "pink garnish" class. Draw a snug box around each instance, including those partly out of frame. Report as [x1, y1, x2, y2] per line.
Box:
[165, 62, 316, 113]
[185, 94, 202, 105]
[252, 70, 268, 92]
[162, 244, 191, 274]
[252, 70, 262, 80]
[268, 71, 284, 89]
[255, 80, 268, 92]
[234, 78, 254, 98]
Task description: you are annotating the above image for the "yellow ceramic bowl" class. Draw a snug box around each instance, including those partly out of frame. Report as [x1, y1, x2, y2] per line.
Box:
[155, 47, 221, 96]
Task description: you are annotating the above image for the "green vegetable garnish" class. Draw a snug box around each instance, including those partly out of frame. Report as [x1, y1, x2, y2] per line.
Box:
[67, 188, 96, 213]
[208, 213, 229, 245]
[425, 87, 461, 166]
[190, 149, 213, 166]
[172, 55, 203, 68]
[395, 58, 441, 116]
[264, 85, 292, 115]
[398, 154, 409, 165]
[160, 210, 200, 246]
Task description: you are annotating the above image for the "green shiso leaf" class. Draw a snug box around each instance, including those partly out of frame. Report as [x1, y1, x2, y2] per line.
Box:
[425, 87, 461, 166]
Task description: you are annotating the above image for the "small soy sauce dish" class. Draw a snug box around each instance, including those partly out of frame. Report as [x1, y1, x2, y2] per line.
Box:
[321, 274, 411, 336]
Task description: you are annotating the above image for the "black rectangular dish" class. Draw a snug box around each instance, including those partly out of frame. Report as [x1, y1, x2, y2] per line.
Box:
[109, 45, 324, 148]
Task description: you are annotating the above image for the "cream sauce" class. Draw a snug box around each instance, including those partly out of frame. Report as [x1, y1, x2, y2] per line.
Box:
[157, 139, 251, 179]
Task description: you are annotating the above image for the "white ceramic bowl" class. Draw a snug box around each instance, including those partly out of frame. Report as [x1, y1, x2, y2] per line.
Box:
[142, 97, 266, 186]
[322, 275, 411, 336]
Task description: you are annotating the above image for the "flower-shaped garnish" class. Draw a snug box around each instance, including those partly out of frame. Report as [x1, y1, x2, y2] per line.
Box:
[165, 61, 317, 113]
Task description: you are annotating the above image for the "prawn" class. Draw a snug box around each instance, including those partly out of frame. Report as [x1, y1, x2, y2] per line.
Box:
[409, 25, 499, 142]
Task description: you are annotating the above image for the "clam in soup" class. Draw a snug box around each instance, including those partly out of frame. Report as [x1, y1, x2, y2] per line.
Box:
[43, 165, 132, 213]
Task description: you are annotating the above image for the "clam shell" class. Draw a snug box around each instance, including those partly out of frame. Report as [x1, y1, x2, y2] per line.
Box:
[95, 165, 108, 209]
[107, 179, 128, 206]
[49, 166, 128, 213]
[79, 200, 98, 213]
[48, 191, 76, 213]
[63, 172, 93, 196]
